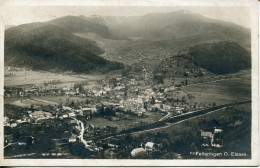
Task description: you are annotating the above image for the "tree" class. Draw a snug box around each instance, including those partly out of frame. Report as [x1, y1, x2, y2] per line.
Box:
[154, 75, 164, 84]
[97, 104, 105, 116]
[69, 101, 75, 107]
[57, 102, 62, 108]
[121, 69, 129, 77]
[74, 83, 83, 93]
[207, 119, 220, 130]
[30, 105, 35, 112]
[193, 104, 196, 109]
[143, 101, 148, 110]
[162, 138, 170, 150]
[124, 88, 127, 98]
[85, 99, 90, 104]
[185, 80, 188, 85]
[197, 121, 202, 129]
[151, 96, 155, 104]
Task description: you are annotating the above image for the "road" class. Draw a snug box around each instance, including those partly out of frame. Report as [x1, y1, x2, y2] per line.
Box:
[133, 49, 145, 58]
[180, 78, 228, 88]
[159, 111, 171, 121]
[4, 143, 12, 149]
[72, 117, 93, 151]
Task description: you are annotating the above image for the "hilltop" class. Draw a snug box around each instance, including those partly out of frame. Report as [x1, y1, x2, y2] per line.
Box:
[104, 10, 250, 47]
[153, 41, 251, 83]
[5, 23, 123, 72]
[189, 42, 251, 74]
[48, 15, 130, 40]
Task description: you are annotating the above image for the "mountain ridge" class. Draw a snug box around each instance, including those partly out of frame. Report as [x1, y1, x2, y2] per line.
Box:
[5, 10, 251, 74]
[5, 23, 124, 73]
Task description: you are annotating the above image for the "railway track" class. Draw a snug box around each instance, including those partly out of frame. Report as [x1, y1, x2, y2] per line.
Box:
[89, 100, 251, 141]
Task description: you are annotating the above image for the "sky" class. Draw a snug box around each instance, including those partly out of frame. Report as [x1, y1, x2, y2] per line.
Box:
[4, 6, 251, 28]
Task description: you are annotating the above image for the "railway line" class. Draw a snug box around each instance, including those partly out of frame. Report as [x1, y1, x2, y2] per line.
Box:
[89, 100, 251, 141]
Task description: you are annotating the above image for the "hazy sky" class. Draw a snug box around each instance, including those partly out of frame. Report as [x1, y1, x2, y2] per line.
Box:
[4, 6, 251, 28]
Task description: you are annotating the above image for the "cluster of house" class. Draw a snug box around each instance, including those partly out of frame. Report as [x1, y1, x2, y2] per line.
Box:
[4, 85, 39, 98]
[4, 114, 79, 148]
[4, 85, 73, 98]
[4, 110, 54, 128]
[55, 106, 97, 119]
[201, 128, 223, 148]
[118, 86, 188, 116]
[121, 97, 145, 113]
[4, 104, 98, 130]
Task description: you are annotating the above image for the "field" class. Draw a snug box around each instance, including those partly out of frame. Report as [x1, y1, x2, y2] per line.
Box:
[36, 96, 87, 105]
[4, 67, 108, 87]
[85, 112, 165, 132]
[11, 98, 59, 107]
[181, 78, 251, 105]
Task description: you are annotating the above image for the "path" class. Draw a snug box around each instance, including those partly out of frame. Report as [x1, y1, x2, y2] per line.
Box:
[72, 117, 93, 151]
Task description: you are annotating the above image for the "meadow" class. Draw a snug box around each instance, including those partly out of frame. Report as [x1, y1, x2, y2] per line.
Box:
[4, 67, 105, 87]
[86, 111, 165, 132]
[181, 78, 251, 105]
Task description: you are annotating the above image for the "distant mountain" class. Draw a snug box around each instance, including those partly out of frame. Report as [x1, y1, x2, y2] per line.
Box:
[48, 15, 129, 40]
[188, 42, 251, 74]
[90, 10, 251, 68]
[44, 11, 250, 47]
[104, 10, 250, 48]
[5, 23, 123, 72]
[4, 11, 251, 74]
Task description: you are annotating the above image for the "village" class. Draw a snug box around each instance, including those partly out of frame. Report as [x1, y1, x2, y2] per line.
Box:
[4, 62, 253, 159]
[4, 67, 227, 159]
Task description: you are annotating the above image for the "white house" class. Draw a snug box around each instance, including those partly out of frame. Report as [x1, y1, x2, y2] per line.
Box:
[145, 142, 154, 151]
[68, 113, 76, 118]
[69, 134, 77, 142]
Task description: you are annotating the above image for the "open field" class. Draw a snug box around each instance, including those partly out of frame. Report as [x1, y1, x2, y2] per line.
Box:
[11, 98, 58, 107]
[86, 112, 165, 132]
[35, 96, 87, 105]
[4, 68, 107, 87]
[181, 78, 251, 105]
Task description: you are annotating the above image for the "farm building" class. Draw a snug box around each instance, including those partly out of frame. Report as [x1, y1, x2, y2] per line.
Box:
[145, 142, 154, 151]
[201, 130, 213, 146]
[82, 107, 97, 116]
[131, 147, 147, 157]
[69, 134, 77, 142]
[212, 128, 223, 148]
[29, 111, 52, 120]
